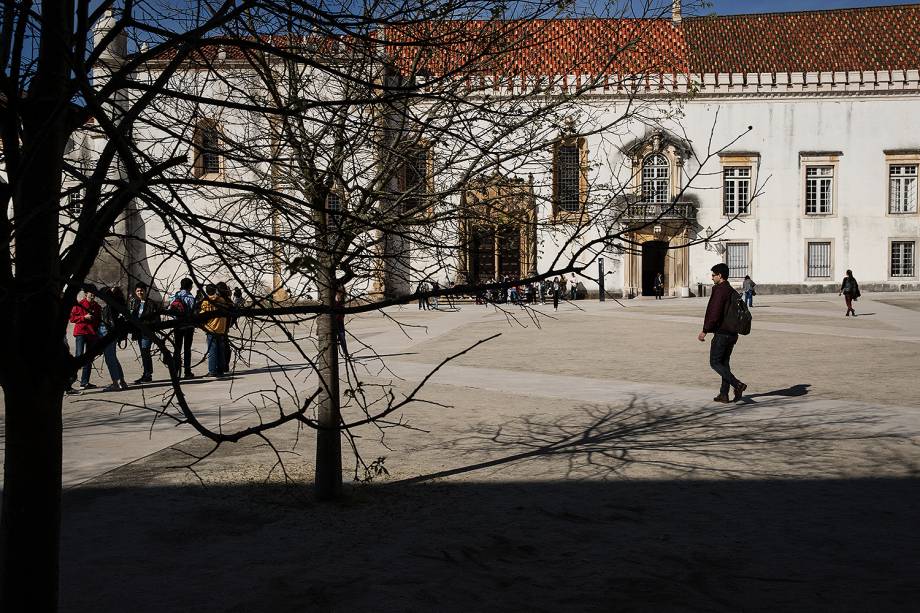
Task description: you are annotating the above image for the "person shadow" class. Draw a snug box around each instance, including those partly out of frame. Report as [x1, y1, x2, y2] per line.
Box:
[739, 383, 811, 404]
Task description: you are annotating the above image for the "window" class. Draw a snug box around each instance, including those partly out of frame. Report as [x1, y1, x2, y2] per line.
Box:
[402, 144, 431, 212]
[723, 167, 751, 215]
[557, 145, 581, 212]
[889, 165, 918, 213]
[807, 241, 832, 278]
[553, 135, 587, 218]
[327, 190, 342, 213]
[725, 243, 749, 279]
[891, 241, 915, 277]
[641, 153, 669, 204]
[193, 119, 222, 177]
[68, 188, 82, 218]
[805, 166, 834, 214]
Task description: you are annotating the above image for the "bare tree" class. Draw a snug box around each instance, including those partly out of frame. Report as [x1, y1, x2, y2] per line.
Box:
[0, 0, 760, 608]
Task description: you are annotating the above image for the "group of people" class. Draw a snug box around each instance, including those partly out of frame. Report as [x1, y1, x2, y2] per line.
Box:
[68, 278, 245, 392]
[472, 273, 581, 310]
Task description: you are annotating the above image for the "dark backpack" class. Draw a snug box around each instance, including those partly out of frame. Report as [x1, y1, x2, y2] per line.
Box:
[168, 297, 187, 317]
[722, 288, 752, 335]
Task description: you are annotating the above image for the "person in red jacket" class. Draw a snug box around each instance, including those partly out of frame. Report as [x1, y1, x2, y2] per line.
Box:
[69, 284, 102, 389]
[698, 263, 746, 403]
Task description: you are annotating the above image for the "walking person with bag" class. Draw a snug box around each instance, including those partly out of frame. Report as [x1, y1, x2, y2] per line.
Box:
[839, 269, 860, 317]
[698, 263, 748, 403]
[742, 275, 756, 307]
[99, 287, 129, 391]
[199, 283, 230, 377]
[654, 272, 664, 300]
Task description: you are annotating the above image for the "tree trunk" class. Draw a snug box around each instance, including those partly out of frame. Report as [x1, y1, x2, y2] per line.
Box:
[1, 364, 65, 611]
[314, 268, 342, 500]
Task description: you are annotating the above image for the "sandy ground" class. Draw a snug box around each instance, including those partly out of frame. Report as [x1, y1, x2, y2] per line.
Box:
[21, 293, 920, 611]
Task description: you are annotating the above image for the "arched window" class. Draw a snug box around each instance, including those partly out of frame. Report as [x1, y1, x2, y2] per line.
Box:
[641, 153, 669, 203]
[193, 119, 222, 177]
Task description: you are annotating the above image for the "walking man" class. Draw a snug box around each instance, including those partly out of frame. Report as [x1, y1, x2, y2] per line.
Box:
[130, 282, 161, 383]
[698, 263, 746, 403]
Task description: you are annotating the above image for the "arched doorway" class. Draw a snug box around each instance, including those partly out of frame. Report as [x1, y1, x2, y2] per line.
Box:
[641, 241, 668, 296]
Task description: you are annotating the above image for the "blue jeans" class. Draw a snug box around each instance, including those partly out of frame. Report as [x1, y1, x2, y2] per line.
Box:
[206, 333, 224, 374]
[74, 335, 95, 386]
[99, 325, 124, 383]
[710, 333, 741, 396]
[138, 337, 153, 378]
[744, 290, 753, 307]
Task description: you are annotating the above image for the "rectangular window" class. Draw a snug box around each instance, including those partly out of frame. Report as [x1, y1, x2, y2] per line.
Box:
[889, 165, 918, 213]
[68, 188, 82, 218]
[891, 241, 915, 277]
[723, 167, 751, 215]
[641, 166, 668, 203]
[194, 120, 222, 177]
[558, 145, 581, 212]
[327, 191, 342, 213]
[807, 241, 832, 278]
[725, 242, 749, 279]
[805, 166, 834, 214]
[403, 145, 430, 211]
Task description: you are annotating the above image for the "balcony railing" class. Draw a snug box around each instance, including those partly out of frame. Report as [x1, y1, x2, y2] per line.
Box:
[621, 201, 696, 222]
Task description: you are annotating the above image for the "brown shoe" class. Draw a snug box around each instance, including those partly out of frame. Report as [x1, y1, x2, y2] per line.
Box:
[713, 393, 731, 403]
[733, 382, 747, 401]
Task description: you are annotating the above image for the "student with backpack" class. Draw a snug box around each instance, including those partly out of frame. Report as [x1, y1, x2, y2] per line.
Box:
[698, 263, 748, 403]
[168, 277, 197, 379]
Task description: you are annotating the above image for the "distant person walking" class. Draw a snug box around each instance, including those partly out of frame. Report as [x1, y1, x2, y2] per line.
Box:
[654, 272, 664, 299]
[130, 282, 161, 383]
[742, 275, 756, 307]
[698, 263, 746, 403]
[552, 276, 561, 310]
[100, 286, 128, 391]
[69, 285, 102, 389]
[417, 281, 429, 310]
[569, 273, 578, 300]
[839, 269, 861, 316]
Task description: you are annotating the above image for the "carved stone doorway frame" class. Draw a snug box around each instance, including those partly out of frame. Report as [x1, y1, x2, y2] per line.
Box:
[458, 173, 538, 283]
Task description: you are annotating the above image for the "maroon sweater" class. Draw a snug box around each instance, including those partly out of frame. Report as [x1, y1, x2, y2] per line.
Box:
[703, 282, 736, 334]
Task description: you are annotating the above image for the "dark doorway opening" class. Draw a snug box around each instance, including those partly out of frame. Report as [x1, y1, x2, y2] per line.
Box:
[470, 227, 495, 282]
[497, 225, 521, 280]
[641, 241, 668, 296]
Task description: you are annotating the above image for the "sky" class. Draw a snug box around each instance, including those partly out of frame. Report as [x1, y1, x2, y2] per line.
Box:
[702, 0, 918, 15]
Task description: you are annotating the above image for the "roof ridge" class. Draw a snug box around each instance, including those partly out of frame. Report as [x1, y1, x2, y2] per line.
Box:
[685, 2, 920, 21]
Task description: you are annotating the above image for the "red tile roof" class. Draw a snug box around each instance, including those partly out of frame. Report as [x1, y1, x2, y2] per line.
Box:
[382, 19, 689, 77]
[684, 4, 920, 74]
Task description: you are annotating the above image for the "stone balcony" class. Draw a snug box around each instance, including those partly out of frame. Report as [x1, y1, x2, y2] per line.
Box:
[620, 201, 697, 223]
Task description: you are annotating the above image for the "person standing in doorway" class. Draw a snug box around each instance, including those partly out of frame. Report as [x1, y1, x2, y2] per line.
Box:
[130, 282, 161, 383]
[839, 269, 860, 316]
[698, 263, 746, 403]
[69, 284, 102, 389]
[654, 272, 664, 300]
[742, 275, 756, 307]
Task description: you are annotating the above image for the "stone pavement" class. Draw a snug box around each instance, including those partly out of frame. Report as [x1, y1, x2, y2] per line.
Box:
[3, 291, 919, 487]
[5, 292, 917, 611]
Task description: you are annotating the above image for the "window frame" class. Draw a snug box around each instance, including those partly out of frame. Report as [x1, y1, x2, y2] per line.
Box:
[800, 153, 840, 217]
[641, 153, 670, 204]
[805, 239, 834, 280]
[552, 135, 588, 223]
[885, 152, 920, 216]
[724, 241, 751, 280]
[400, 140, 434, 218]
[889, 239, 916, 278]
[193, 118, 223, 179]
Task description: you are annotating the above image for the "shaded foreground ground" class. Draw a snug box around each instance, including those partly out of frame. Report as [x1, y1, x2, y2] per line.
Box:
[45, 294, 920, 610]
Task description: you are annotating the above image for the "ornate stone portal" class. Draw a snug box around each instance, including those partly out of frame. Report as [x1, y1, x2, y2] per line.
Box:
[458, 174, 537, 283]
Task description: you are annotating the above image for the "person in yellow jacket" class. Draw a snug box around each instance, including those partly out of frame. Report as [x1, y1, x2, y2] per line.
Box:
[199, 283, 230, 376]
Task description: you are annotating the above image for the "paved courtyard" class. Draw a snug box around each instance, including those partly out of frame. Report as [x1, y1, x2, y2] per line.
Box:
[4, 292, 920, 611]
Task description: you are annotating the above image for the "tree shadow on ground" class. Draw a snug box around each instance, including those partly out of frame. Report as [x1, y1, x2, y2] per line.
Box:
[59, 396, 920, 612]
